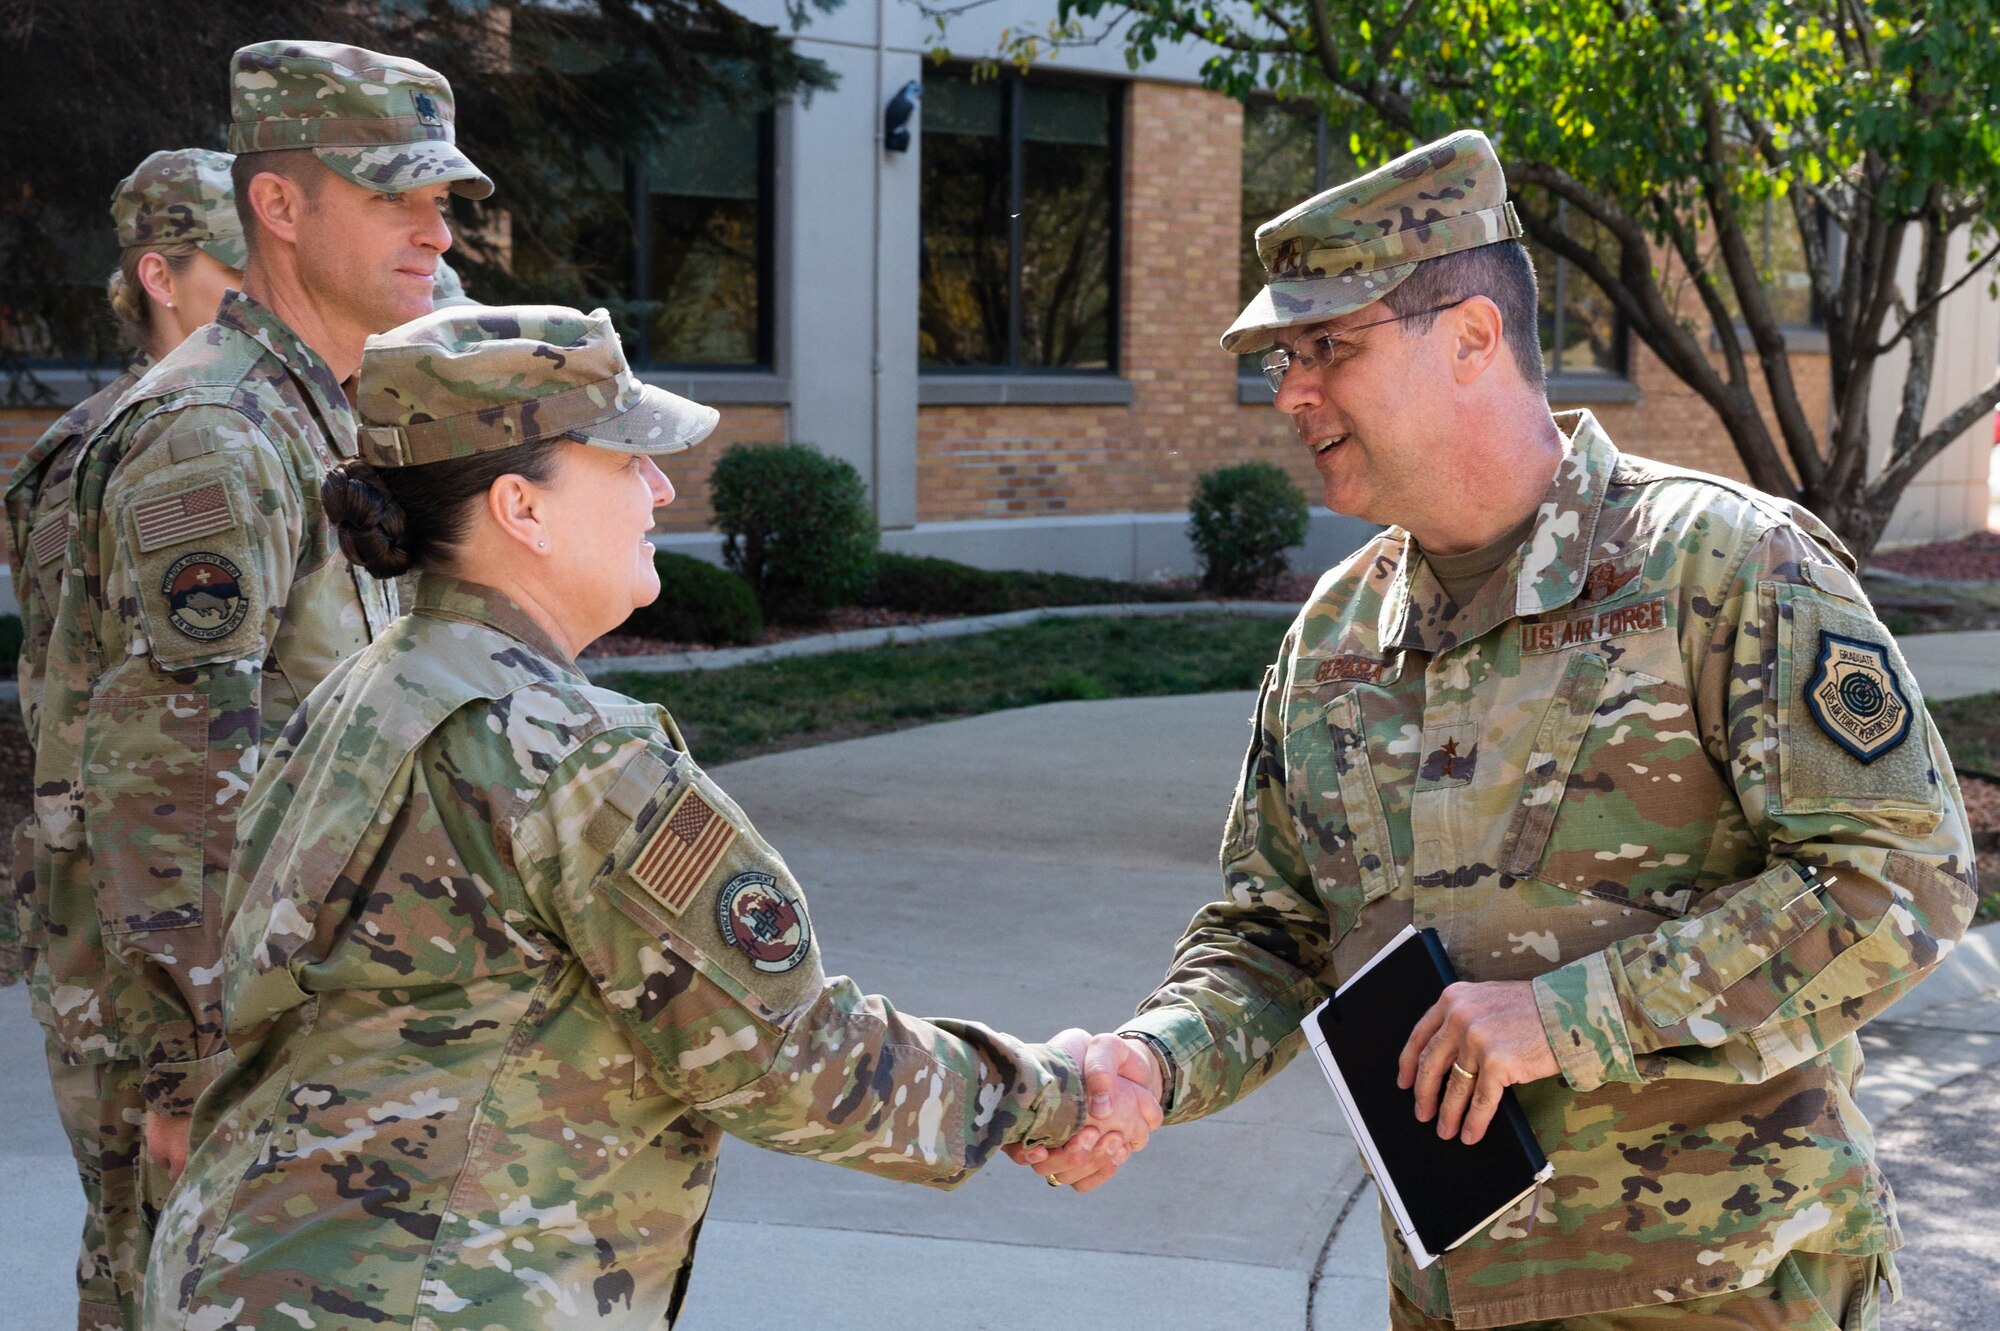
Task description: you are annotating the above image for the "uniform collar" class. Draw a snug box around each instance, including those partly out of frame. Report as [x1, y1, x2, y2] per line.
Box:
[412, 573, 583, 678]
[214, 288, 358, 459]
[1381, 410, 1616, 654]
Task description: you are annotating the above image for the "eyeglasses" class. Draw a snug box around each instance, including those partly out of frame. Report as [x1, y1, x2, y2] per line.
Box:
[1257, 300, 1469, 392]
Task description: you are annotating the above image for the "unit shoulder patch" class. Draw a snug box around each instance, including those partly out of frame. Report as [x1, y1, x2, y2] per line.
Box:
[1804, 630, 1912, 764]
[160, 552, 250, 642]
[715, 870, 813, 973]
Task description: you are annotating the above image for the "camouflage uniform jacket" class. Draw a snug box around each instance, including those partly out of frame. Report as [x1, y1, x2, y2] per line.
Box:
[148, 575, 1090, 1331]
[1122, 411, 1977, 1327]
[6, 359, 149, 743]
[31, 290, 395, 1109]
[6, 360, 146, 1021]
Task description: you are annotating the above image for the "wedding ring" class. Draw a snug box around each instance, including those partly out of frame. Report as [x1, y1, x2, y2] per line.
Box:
[1046, 1175, 1064, 1188]
[1451, 1061, 1477, 1081]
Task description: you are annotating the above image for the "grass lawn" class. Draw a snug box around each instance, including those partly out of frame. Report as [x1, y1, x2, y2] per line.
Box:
[597, 612, 1290, 766]
[1932, 692, 2000, 776]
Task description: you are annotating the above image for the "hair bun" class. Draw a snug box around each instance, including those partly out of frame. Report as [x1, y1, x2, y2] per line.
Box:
[322, 463, 414, 579]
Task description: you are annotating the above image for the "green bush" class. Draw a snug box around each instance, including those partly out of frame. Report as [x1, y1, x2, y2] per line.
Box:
[0, 613, 22, 677]
[618, 552, 763, 647]
[1188, 462, 1309, 595]
[710, 443, 880, 624]
[865, 552, 1197, 615]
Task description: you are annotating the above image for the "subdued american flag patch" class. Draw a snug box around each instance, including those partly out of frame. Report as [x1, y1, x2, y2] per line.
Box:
[133, 481, 236, 553]
[29, 512, 70, 567]
[628, 785, 737, 916]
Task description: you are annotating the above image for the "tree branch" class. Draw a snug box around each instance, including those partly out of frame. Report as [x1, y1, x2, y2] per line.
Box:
[1860, 241, 2000, 357]
[1867, 371, 2000, 509]
[1692, 90, 1825, 489]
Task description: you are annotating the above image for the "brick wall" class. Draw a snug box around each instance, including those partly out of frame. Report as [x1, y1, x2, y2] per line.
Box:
[919, 86, 1326, 524]
[919, 80, 1860, 531]
[653, 406, 787, 535]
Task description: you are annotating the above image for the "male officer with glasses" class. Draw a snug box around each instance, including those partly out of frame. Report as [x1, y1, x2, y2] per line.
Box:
[1016, 128, 1974, 1328]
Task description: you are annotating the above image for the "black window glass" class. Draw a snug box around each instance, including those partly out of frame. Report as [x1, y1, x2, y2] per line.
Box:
[640, 98, 769, 365]
[1529, 202, 1624, 377]
[1238, 100, 1354, 378]
[920, 70, 1118, 371]
[919, 76, 1008, 366]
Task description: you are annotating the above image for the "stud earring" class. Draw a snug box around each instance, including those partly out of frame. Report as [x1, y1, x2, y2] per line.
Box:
[536, 539, 547, 549]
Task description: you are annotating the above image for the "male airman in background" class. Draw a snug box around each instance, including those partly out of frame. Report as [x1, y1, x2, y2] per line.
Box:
[1023, 130, 1976, 1329]
[8, 146, 245, 1331]
[30, 41, 490, 1323]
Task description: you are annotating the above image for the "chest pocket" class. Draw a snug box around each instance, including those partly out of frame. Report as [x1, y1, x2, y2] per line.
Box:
[1499, 650, 1725, 915]
[1283, 691, 1400, 918]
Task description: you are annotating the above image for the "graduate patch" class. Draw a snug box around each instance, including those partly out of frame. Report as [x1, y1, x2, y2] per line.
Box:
[716, 871, 812, 973]
[1804, 631, 1912, 763]
[160, 553, 249, 642]
[628, 785, 737, 916]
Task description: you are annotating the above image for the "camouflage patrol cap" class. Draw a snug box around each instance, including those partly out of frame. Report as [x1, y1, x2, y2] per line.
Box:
[356, 305, 719, 468]
[110, 149, 248, 271]
[228, 41, 493, 200]
[1222, 128, 1523, 354]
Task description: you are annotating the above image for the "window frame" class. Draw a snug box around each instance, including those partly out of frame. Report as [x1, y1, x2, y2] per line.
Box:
[918, 66, 1125, 377]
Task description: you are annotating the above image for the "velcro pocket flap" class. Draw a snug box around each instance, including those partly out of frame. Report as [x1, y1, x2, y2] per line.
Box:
[1628, 864, 1827, 1027]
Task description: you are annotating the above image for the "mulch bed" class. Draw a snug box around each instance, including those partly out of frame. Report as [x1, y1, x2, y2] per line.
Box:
[1869, 530, 2000, 582]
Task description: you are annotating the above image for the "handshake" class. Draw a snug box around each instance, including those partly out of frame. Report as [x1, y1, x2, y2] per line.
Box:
[1007, 1030, 1166, 1193]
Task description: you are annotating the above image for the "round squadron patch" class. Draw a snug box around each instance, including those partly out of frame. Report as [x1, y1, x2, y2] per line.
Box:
[160, 553, 249, 642]
[1805, 630, 1912, 764]
[716, 870, 812, 973]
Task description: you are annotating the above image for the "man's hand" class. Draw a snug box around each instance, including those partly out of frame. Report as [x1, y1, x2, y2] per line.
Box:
[1396, 979, 1559, 1144]
[145, 1109, 193, 1182]
[1004, 1031, 1164, 1193]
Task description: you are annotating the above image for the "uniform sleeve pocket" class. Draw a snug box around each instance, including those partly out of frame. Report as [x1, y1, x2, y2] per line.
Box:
[1769, 583, 1941, 821]
[1626, 865, 1827, 1027]
[82, 692, 209, 935]
[121, 471, 267, 671]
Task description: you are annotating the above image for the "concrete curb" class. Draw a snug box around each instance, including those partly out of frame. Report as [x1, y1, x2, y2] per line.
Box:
[577, 600, 1300, 678]
[1891, 917, 2000, 1017]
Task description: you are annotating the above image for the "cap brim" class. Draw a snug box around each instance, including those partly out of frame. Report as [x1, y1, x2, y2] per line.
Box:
[569, 383, 720, 457]
[1219, 262, 1418, 354]
[197, 229, 249, 273]
[314, 142, 495, 200]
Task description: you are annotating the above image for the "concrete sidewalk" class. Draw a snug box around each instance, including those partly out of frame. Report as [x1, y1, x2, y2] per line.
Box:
[3, 694, 1996, 1329]
[0, 581, 1988, 1329]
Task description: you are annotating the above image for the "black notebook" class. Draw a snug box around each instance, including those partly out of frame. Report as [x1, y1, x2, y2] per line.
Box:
[1302, 925, 1552, 1268]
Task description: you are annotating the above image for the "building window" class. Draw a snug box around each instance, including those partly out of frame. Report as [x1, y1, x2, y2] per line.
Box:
[505, 83, 774, 371]
[632, 98, 774, 368]
[919, 69, 1119, 372]
[1527, 202, 1626, 378]
[1721, 198, 1822, 329]
[1240, 101, 1355, 378]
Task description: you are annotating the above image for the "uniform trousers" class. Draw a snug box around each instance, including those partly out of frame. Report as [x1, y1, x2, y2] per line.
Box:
[42, 1042, 148, 1331]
